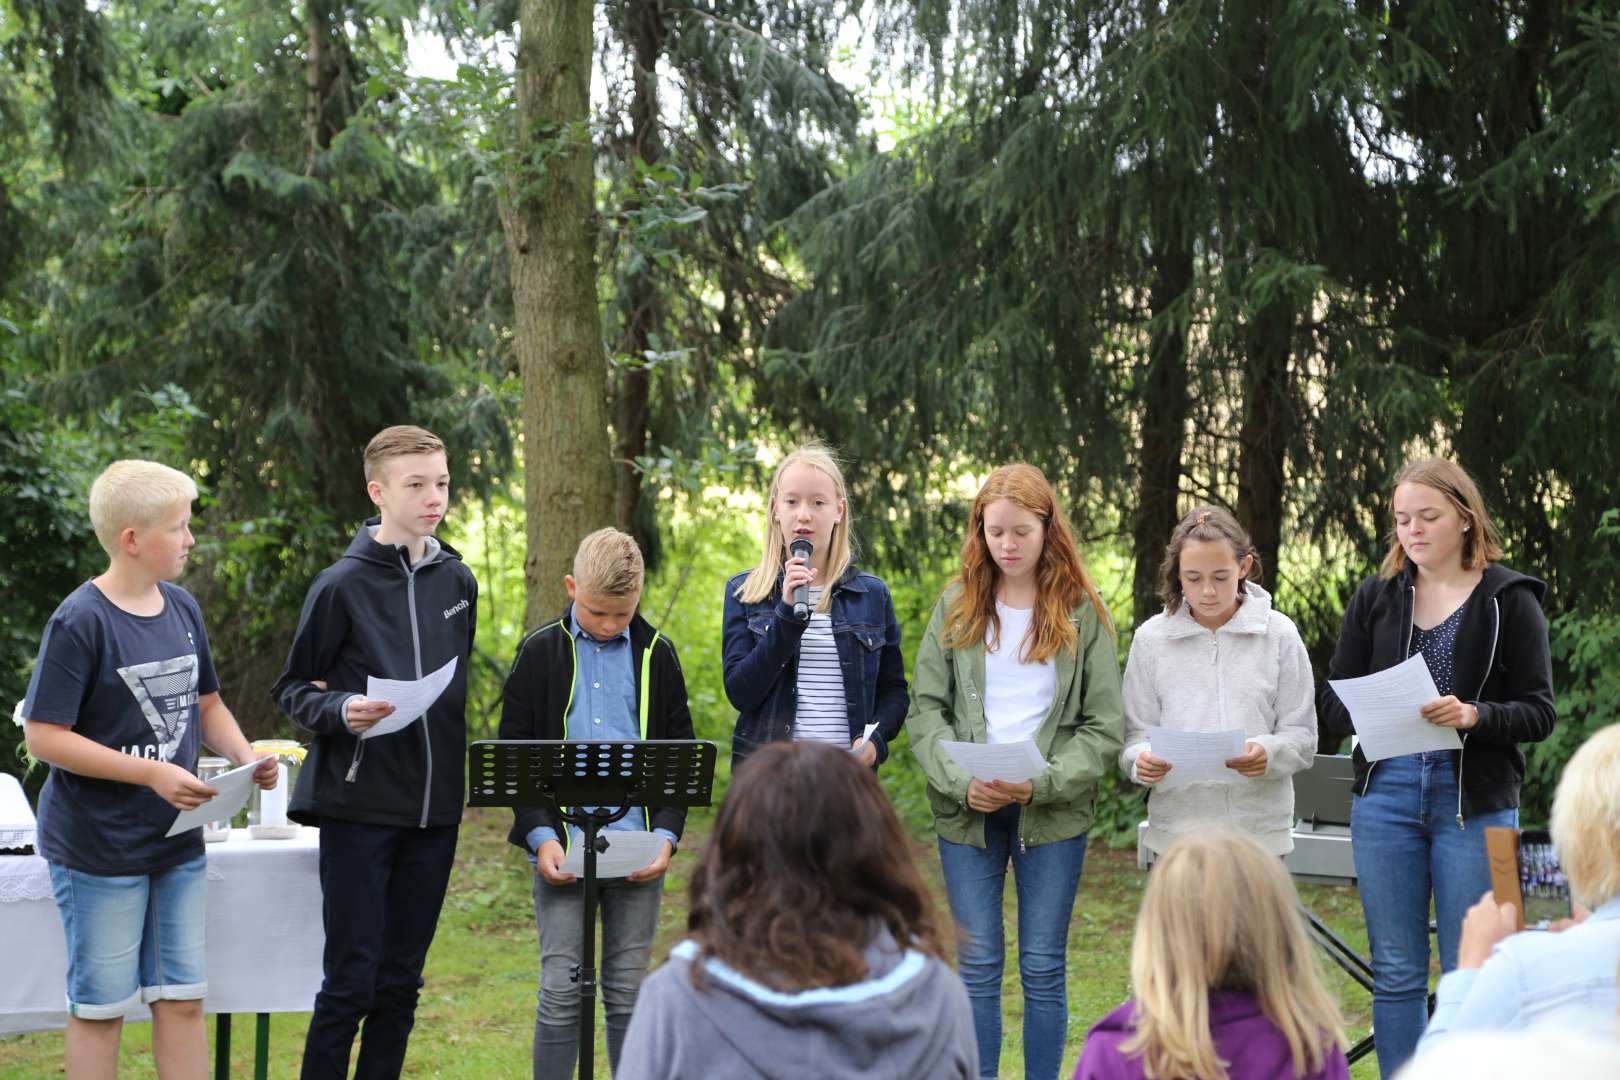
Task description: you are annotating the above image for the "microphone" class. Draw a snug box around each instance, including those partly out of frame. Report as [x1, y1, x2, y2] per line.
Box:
[789, 537, 813, 621]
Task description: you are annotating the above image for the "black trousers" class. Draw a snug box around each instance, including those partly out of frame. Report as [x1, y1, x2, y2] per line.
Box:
[300, 818, 459, 1080]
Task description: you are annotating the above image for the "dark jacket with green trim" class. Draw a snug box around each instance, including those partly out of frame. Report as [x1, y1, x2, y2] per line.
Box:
[498, 605, 695, 852]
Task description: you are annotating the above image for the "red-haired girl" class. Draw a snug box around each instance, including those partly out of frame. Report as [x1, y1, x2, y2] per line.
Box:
[906, 463, 1125, 1080]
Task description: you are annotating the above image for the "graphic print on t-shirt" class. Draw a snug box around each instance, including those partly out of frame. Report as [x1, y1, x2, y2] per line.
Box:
[116, 653, 199, 761]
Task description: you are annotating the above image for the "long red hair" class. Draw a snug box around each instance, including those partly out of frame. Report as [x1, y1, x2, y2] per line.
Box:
[944, 464, 1113, 663]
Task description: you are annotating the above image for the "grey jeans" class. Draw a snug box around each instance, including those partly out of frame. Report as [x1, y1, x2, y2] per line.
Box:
[531, 870, 664, 1080]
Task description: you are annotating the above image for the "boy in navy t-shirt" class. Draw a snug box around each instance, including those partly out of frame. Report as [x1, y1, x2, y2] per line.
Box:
[22, 459, 276, 1077]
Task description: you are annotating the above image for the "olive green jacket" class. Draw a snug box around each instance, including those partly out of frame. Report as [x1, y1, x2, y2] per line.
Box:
[906, 586, 1125, 848]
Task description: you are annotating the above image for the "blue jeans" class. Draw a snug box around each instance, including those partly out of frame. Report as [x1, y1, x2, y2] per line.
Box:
[937, 805, 1087, 1080]
[48, 855, 208, 1018]
[1350, 751, 1516, 1078]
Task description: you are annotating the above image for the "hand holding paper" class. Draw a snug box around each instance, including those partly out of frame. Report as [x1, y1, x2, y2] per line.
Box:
[850, 722, 880, 765]
[1149, 727, 1246, 790]
[165, 758, 270, 837]
[942, 739, 1048, 783]
[361, 657, 458, 740]
[1328, 653, 1462, 761]
[560, 829, 668, 880]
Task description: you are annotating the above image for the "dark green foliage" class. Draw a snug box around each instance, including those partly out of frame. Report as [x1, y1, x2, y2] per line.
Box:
[3, 1, 515, 729]
[781, 0, 1620, 638]
[0, 385, 201, 794]
[3, 0, 1619, 818]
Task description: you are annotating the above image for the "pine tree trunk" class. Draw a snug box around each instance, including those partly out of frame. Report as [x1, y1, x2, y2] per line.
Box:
[503, 0, 613, 629]
[1130, 243, 1194, 626]
[613, 0, 667, 565]
[1236, 299, 1293, 592]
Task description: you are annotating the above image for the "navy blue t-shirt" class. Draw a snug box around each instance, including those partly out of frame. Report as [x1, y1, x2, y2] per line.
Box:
[22, 580, 219, 875]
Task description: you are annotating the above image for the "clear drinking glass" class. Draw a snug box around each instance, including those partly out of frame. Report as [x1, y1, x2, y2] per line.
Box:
[197, 756, 232, 842]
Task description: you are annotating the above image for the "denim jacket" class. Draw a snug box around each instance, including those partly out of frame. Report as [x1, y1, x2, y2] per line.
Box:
[721, 565, 908, 767]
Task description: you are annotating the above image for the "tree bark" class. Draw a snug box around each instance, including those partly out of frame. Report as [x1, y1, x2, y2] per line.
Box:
[503, 0, 614, 629]
[613, 0, 667, 564]
[1236, 298, 1294, 593]
[1130, 243, 1194, 626]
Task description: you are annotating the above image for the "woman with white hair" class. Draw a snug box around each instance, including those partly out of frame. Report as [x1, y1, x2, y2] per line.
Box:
[1416, 722, 1620, 1051]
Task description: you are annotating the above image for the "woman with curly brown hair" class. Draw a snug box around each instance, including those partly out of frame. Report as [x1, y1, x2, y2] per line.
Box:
[616, 740, 977, 1079]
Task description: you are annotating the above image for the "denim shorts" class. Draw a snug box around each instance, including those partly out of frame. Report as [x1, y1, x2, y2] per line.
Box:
[47, 854, 209, 1018]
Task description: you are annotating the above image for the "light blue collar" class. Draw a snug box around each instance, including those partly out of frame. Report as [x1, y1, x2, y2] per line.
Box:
[568, 609, 631, 645]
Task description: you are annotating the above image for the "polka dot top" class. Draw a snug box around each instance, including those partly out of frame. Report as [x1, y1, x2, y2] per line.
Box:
[1409, 602, 1466, 697]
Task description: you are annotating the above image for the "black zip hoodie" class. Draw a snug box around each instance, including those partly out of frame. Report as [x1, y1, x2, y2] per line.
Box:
[271, 520, 477, 829]
[496, 606, 694, 852]
[1320, 562, 1555, 819]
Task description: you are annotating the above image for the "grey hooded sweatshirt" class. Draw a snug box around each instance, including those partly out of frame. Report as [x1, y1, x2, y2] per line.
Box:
[615, 932, 978, 1079]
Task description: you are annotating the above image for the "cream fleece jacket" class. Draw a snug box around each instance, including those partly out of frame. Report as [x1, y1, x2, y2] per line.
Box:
[1120, 582, 1316, 855]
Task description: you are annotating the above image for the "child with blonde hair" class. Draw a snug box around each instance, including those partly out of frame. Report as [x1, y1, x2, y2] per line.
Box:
[23, 459, 275, 1078]
[272, 425, 478, 1079]
[499, 526, 695, 1078]
[722, 443, 907, 768]
[1075, 829, 1348, 1080]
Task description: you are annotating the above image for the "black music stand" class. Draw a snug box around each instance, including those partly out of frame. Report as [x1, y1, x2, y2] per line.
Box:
[468, 739, 716, 1080]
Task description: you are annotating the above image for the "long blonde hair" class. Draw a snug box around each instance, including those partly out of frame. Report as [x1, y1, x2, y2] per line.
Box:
[734, 443, 853, 614]
[1122, 830, 1343, 1080]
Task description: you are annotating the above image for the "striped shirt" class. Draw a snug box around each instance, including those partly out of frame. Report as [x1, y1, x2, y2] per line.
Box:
[794, 587, 850, 744]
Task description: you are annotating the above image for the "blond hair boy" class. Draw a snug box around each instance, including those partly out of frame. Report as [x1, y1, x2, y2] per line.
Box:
[498, 527, 694, 1078]
[270, 425, 478, 1079]
[23, 459, 274, 1078]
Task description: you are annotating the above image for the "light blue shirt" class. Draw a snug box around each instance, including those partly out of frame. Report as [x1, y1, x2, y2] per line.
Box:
[526, 613, 677, 859]
[1419, 896, 1620, 1051]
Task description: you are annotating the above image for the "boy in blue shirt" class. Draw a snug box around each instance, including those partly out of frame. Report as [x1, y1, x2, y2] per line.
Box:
[22, 459, 276, 1078]
[498, 527, 695, 1079]
[271, 425, 477, 1080]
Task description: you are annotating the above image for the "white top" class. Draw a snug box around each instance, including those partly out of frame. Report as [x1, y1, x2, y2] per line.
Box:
[983, 601, 1056, 745]
[1118, 582, 1318, 855]
[794, 587, 849, 744]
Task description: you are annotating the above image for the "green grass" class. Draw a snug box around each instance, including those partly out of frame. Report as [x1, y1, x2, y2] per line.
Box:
[0, 807, 1381, 1079]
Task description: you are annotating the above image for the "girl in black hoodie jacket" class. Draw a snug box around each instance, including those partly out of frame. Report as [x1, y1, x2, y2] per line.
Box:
[1320, 458, 1555, 1078]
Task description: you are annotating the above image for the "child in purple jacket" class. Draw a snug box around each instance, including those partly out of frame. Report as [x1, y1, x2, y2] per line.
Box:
[1075, 829, 1348, 1080]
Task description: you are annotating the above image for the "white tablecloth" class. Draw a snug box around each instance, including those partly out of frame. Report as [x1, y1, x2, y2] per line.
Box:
[0, 828, 325, 1034]
[0, 772, 34, 850]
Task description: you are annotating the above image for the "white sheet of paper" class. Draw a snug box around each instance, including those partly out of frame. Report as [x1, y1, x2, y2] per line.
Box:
[165, 758, 267, 837]
[362, 657, 458, 740]
[941, 739, 1049, 782]
[1328, 653, 1462, 761]
[560, 829, 667, 879]
[1149, 727, 1246, 790]
[851, 722, 879, 752]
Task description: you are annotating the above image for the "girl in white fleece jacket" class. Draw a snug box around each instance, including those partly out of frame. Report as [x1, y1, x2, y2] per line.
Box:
[1121, 506, 1317, 856]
